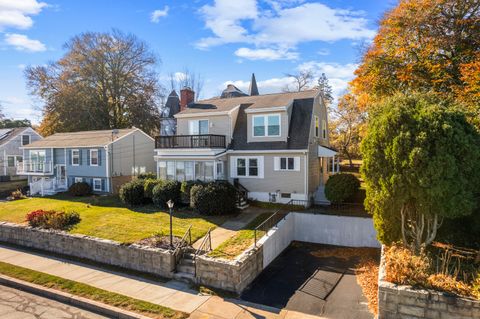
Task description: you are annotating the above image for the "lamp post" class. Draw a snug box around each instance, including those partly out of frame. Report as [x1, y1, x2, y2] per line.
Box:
[167, 199, 174, 249]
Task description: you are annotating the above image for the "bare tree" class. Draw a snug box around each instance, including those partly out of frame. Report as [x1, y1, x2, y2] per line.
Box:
[282, 70, 314, 92]
[168, 68, 205, 100]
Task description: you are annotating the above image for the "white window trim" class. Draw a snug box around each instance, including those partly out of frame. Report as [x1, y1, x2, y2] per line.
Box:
[74, 177, 83, 183]
[252, 114, 281, 137]
[274, 157, 301, 172]
[21, 134, 30, 146]
[230, 156, 264, 179]
[93, 178, 102, 191]
[72, 149, 80, 166]
[188, 119, 209, 135]
[90, 149, 99, 166]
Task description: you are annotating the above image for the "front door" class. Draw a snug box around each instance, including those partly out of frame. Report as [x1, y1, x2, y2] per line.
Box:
[57, 165, 66, 189]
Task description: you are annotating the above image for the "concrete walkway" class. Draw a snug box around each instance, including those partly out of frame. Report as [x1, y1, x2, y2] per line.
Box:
[192, 208, 266, 250]
[0, 244, 318, 319]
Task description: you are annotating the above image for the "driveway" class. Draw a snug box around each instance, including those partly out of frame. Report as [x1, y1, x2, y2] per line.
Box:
[241, 242, 379, 319]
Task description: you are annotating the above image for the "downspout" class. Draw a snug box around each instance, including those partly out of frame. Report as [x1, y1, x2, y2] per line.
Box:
[105, 145, 111, 193]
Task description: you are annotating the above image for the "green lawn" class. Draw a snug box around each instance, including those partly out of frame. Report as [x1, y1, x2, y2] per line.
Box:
[0, 194, 228, 244]
[209, 213, 272, 259]
[0, 261, 186, 319]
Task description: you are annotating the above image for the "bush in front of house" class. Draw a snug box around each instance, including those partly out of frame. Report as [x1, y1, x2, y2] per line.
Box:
[324, 173, 360, 204]
[144, 179, 163, 200]
[181, 180, 204, 205]
[152, 180, 181, 208]
[10, 189, 26, 200]
[68, 182, 92, 196]
[190, 181, 237, 215]
[25, 210, 81, 230]
[119, 179, 145, 206]
[137, 172, 157, 180]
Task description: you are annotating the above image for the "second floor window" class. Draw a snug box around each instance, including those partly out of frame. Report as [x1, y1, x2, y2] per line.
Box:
[72, 150, 80, 166]
[90, 149, 99, 166]
[322, 120, 327, 139]
[315, 116, 319, 137]
[21, 135, 30, 146]
[253, 114, 280, 137]
[189, 119, 209, 135]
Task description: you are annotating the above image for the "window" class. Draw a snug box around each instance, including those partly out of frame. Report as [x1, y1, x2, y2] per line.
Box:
[166, 161, 175, 180]
[216, 161, 225, 180]
[185, 161, 194, 180]
[195, 161, 205, 180]
[30, 150, 46, 172]
[158, 161, 167, 180]
[322, 119, 327, 139]
[205, 162, 214, 181]
[16, 156, 23, 164]
[176, 161, 185, 182]
[7, 156, 15, 167]
[275, 157, 299, 171]
[252, 114, 281, 137]
[93, 178, 102, 191]
[315, 116, 319, 137]
[281, 193, 291, 199]
[90, 149, 99, 166]
[189, 119, 209, 135]
[72, 149, 80, 166]
[233, 157, 262, 178]
[75, 177, 83, 183]
[21, 135, 30, 146]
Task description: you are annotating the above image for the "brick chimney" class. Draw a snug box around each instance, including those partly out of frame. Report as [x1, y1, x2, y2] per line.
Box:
[180, 87, 195, 111]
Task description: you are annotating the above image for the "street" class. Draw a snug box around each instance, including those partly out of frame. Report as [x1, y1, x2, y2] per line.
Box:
[0, 284, 109, 319]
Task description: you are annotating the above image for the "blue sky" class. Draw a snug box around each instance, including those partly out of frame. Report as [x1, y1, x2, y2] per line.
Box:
[0, 0, 395, 124]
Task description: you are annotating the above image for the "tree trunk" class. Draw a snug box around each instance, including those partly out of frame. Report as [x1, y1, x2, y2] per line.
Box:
[400, 202, 440, 254]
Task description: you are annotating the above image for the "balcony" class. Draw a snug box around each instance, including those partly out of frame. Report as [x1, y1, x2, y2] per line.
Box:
[17, 161, 53, 175]
[155, 135, 226, 149]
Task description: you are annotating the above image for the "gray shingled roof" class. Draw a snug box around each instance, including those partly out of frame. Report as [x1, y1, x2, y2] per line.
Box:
[230, 98, 313, 150]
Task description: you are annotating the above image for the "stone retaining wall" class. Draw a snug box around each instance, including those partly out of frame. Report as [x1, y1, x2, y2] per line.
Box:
[195, 245, 263, 293]
[378, 247, 480, 319]
[0, 222, 174, 278]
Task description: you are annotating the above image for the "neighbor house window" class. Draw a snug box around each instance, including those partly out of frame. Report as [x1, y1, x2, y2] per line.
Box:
[234, 157, 262, 178]
[75, 177, 83, 183]
[93, 178, 102, 191]
[7, 156, 15, 167]
[90, 149, 99, 166]
[21, 135, 30, 146]
[252, 114, 281, 137]
[72, 149, 80, 166]
[315, 116, 319, 137]
[322, 119, 327, 139]
[189, 119, 209, 135]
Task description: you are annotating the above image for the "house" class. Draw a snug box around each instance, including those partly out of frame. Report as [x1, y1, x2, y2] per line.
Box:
[0, 127, 43, 181]
[156, 74, 339, 206]
[18, 128, 155, 196]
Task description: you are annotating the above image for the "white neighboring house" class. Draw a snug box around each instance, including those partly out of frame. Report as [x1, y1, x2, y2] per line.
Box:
[0, 127, 42, 180]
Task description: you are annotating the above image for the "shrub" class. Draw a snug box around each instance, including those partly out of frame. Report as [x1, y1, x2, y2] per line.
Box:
[25, 210, 80, 230]
[181, 180, 203, 204]
[152, 180, 181, 208]
[137, 172, 156, 180]
[10, 189, 26, 200]
[190, 182, 237, 215]
[144, 179, 163, 200]
[68, 182, 92, 196]
[324, 173, 360, 204]
[384, 244, 430, 286]
[119, 180, 145, 206]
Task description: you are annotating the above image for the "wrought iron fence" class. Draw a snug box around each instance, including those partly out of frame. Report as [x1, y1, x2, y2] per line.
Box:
[254, 211, 287, 246]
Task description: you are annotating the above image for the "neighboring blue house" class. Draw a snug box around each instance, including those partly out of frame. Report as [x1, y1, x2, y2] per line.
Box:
[18, 128, 155, 196]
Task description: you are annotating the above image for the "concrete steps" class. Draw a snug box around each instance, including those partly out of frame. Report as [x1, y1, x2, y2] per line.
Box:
[174, 248, 197, 284]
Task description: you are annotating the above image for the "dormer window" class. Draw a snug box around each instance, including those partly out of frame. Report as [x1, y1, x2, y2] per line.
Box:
[253, 114, 280, 137]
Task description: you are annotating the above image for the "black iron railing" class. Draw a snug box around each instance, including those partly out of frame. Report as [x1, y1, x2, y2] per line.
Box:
[155, 135, 226, 149]
[173, 225, 192, 271]
[194, 227, 213, 276]
[254, 210, 287, 246]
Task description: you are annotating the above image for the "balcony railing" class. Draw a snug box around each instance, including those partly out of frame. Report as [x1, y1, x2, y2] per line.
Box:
[17, 161, 53, 174]
[155, 134, 227, 149]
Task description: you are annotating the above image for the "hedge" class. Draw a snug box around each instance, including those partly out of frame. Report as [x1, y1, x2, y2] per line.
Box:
[152, 180, 181, 208]
[190, 182, 237, 215]
[181, 180, 204, 205]
[68, 182, 92, 196]
[144, 179, 163, 200]
[119, 180, 145, 206]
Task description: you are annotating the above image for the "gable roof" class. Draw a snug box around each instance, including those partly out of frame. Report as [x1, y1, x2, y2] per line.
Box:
[0, 127, 31, 147]
[22, 128, 144, 148]
[178, 90, 319, 115]
[230, 98, 314, 150]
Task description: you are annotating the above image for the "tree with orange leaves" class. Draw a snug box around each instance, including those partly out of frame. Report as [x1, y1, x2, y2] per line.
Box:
[351, 0, 480, 126]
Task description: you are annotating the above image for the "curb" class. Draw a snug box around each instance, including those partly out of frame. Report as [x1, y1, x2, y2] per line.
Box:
[0, 274, 152, 319]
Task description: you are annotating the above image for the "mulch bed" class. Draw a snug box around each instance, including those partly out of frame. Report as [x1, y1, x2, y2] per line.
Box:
[137, 235, 185, 249]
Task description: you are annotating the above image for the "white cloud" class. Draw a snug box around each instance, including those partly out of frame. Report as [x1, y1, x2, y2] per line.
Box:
[317, 48, 329, 56]
[197, 1, 375, 59]
[0, 0, 47, 30]
[235, 47, 298, 61]
[150, 6, 169, 23]
[5, 33, 46, 52]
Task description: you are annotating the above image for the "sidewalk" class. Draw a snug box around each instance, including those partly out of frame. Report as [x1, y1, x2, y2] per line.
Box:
[0, 244, 316, 319]
[192, 207, 266, 250]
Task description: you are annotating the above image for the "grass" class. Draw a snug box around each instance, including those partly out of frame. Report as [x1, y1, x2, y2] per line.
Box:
[208, 213, 272, 259]
[0, 194, 228, 244]
[0, 261, 186, 319]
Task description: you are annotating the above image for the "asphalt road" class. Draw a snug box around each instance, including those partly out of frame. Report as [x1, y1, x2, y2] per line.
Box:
[241, 242, 379, 319]
[0, 284, 110, 319]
